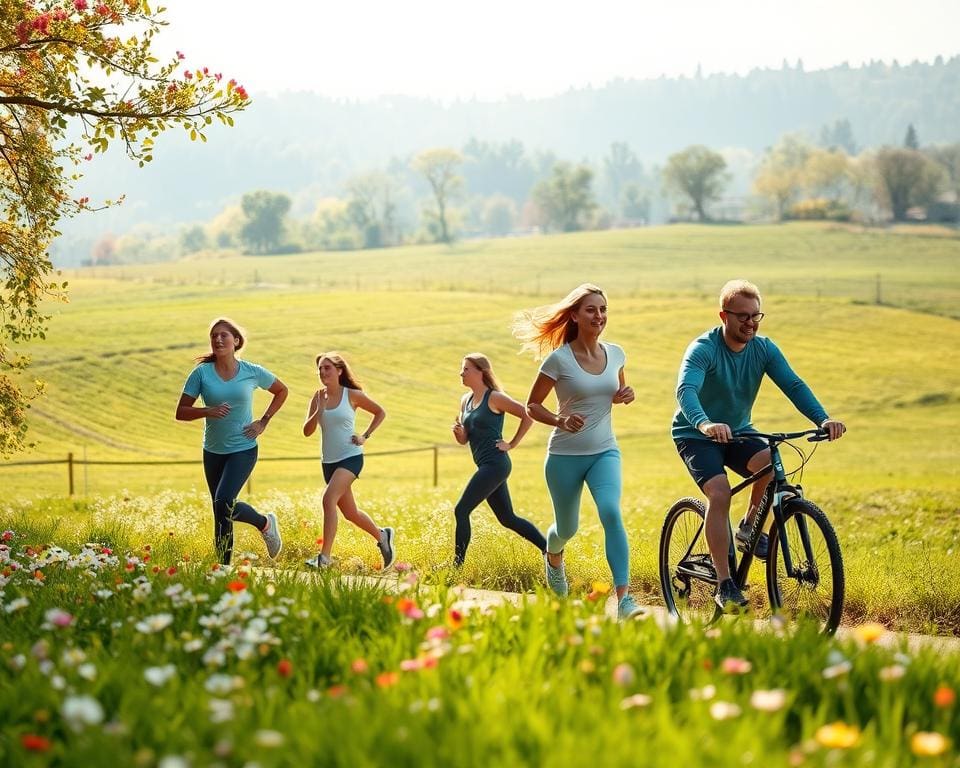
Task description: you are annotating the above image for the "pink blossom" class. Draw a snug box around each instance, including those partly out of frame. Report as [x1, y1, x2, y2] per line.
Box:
[720, 656, 752, 675]
[45, 608, 74, 628]
[176, 50, 185, 60]
[74, 0, 88, 10]
[612, 662, 636, 687]
[184, 71, 193, 80]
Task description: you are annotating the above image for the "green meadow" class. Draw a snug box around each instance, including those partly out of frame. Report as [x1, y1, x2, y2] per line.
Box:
[3, 222, 960, 632]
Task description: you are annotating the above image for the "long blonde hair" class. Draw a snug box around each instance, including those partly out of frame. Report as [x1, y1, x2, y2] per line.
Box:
[463, 353, 502, 392]
[512, 283, 606, 359]
[315, 352, 363, 390]
[197, 317, 246, 363]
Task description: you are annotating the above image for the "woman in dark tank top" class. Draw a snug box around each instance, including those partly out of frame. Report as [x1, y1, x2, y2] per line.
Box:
[450, 353, 546, 568]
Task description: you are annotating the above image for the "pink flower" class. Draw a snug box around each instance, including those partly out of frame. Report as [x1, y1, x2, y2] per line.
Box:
[235, 86, 249, 100]
[45, 608, 74, 628]
[74, 0, 88, 10]
[184, 71, 193, 80]
[176, 50, 185, 60]
[720, 656, 752, 675]
[425, 626, 449, 641]
[350, 658, 368, 674]
[612, 662, 636, 687]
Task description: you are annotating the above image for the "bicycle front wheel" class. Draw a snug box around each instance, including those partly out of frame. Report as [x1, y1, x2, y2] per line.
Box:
[766, 498, 844, 634]
[659, 497, 717, 624]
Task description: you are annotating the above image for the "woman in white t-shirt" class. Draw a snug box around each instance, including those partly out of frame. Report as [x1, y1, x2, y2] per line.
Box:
[176, 317, 288, 565]
[514, 284, 643, 621]
[302, 352, 395, 570]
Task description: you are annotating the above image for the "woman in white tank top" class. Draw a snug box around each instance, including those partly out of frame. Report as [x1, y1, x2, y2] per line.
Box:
[302, 352, 395, 570]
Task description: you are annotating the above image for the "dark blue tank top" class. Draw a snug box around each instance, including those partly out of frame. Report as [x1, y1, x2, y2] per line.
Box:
[462, 389, 505, 466]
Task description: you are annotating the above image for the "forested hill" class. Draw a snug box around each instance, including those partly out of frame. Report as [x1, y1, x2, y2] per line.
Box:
[65, 56, 960, 234]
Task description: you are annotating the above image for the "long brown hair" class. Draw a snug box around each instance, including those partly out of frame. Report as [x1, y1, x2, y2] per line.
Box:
[512, 283, 606, 359]
[463, 353, 502, 392]
[196, 317, 246, 363]
[315, 352, 363, 390]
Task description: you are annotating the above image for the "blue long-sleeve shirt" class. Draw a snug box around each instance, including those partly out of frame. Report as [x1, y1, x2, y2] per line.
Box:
[671, 327, 829, 441]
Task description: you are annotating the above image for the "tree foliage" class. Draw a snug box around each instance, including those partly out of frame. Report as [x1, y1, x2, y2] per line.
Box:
[412, 148, 463, 244]
[0, 0, 248, 454]
[240, 191, 291, 254]
[872, 148, 944, 221]
[532, 163, 595, 232]
[662, 145, 728, 221]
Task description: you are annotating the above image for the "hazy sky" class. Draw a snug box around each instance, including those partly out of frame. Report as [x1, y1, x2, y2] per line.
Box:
[157, 0, 959, 100]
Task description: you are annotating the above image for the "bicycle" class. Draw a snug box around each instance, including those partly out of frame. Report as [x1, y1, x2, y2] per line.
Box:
[658, 427, 845, 634]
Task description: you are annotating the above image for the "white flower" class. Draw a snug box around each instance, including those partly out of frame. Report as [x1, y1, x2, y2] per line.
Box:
[9, 654, 26, 670]
[158, 756, 190, 768]
[822, 660, 852, 679]
[78, 663, 97, 681]
[750, 689, 787, 712]
[204, 674, 243, 695]
[689, 684, 716, 701]
[94, 590, 114, 600]
[135, 613, 174, 634]
[879, 664, 906, 682]
[208, 698, 234, 724]
[61, 647, 87, 667]
[183, 639, 204, 653]
[254, 730, 285, 748]
[619, 693, 653, 710]
[709, 701, 742, 720]
[4, 596, 29, 613]
[62, 694, 104, 730]
[144, 664, 177, 687]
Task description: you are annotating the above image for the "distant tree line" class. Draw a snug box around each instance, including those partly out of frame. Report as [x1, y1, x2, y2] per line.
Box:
[85, 125, 960, 264]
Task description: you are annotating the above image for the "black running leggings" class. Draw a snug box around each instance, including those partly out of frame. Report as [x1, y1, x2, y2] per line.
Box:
[203, 446, 267, 564]
[454, 456, 546, 567]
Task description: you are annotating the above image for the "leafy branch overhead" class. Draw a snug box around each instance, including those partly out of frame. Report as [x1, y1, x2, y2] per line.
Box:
[0, 0, 249, 455]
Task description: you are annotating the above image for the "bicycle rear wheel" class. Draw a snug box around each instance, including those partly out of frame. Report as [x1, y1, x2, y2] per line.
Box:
[766, 498, 844, 634]
[659, 498, 717, 623]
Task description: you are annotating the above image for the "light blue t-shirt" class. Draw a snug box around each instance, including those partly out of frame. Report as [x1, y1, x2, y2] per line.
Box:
[182, 360, 276, 454]
[672, 327, 829, 441]
[539, 342, 626, 456]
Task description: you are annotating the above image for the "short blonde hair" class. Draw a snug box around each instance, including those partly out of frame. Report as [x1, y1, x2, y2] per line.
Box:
[719, 279, 761, 308]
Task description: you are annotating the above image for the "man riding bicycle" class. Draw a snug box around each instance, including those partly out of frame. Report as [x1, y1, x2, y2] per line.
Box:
[672, 279, 846, 613]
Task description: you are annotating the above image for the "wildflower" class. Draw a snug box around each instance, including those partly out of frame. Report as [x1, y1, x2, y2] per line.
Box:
[619, 693, 652, 710]
[20, 734, 51, 752]
[351, 658, 369, 674]
[934, 685, 956, 708]
[44, 608, 74, 629]
[396, 597, 423, 620]
[158, 757, 189, 768]
[77, 663, 97, 681]
[815, 722, 860, 749]
[709, 701, 742, 720]
[327, 684, 348, 697]
[176, 50, 185, 59]
[208, 698, 234, 724]
[61, 695, 104, 730]
[144, 665, 177, 686]
[96, 4, 110, 16]
[689, 684, 716, 701]
[612, 662, 636, 687]
[853, 622, 886, 644]
[226, 580, 247, 593]
[276, 659, 293, 678]
[878, 664, 906, 682]
[400, 658, 422, 672]
[4, 597, 29, 613]
[74, 0, 88, 9]
[911, 732, 949, 757]
[135, 613, 173, 634]
[822, 660, 852, 680]
[376, 671, 399, 688]
[446, 609, 464, 630]
[721, 656, 752, 675]
[254, 730, 285, 748]
[750, 689, 788, 712]
[1, 531, 12, 542]
[204, 674, 243, 695]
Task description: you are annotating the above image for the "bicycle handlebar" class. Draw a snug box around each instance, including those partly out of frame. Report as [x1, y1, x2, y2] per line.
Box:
[735, 428, 830, 444]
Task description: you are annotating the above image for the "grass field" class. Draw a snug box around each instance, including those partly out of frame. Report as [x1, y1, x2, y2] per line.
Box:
[3, 222, 960, 632]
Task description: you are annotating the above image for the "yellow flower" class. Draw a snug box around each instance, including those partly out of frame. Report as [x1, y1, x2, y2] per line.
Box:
[815, 722, 861, 749]
[590, 581, 612, 595]
[911, 732, 949, 757]
[853, 622, 887, 644]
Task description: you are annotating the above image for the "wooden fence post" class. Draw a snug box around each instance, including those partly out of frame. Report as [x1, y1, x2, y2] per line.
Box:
[67, 452, 74, 496]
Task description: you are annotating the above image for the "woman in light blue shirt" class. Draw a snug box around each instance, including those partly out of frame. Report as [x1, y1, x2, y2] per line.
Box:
[176, 318, 288, 565]
[515, 284, 643, 621]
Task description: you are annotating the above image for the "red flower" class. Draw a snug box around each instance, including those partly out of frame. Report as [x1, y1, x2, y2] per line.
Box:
[166, 566, 177, 576]
[226, 580, 247, 593]
[276, 658, 293, 678]
[20, 734, 51, 752]
[184, 71, 193, 80]
[934, 685, 956, 708]
[235, 86, 249, 100]
[74, 0, 88, 10]
[96, 4, 110, 16]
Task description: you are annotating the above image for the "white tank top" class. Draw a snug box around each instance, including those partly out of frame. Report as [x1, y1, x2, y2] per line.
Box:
[319, 388, 363, 463]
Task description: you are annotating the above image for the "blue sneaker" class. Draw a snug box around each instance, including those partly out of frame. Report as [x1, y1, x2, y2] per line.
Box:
[544, 552, 568, 597]
[617, 593, 645, 621]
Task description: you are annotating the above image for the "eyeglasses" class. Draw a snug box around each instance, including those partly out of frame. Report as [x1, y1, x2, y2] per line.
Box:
[722, 309, 765, 323]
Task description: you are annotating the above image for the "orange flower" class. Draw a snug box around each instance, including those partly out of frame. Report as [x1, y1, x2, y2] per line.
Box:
[315, 537, 324, 547]
[32, 570, 44, 581]
[276, 659, 293, 678]
[327, 684, 348, 698]
[226, 580, 247, 593]
[375, 671, 399, 688]
[852, 622, 887, 644]
[20, 734, 51, 752]
[815, 722, 861, 749]
[911, 732, 949, 757]
[446, 609, 464, 630]
[933, 685, 956, 708]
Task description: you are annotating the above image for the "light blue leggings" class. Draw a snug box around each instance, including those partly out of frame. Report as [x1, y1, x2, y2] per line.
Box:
[544, 449, 630, 587]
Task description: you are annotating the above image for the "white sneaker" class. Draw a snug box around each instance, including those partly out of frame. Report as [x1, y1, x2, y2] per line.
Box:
[305, 553, 333, 569]
[260, 513, 282, 559]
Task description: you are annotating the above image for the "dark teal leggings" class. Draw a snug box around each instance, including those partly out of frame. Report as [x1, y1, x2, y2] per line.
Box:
[203, 447, 267, 564]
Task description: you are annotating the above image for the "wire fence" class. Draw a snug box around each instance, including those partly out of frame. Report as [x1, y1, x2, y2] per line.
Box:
[0, 445, 440, 496]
